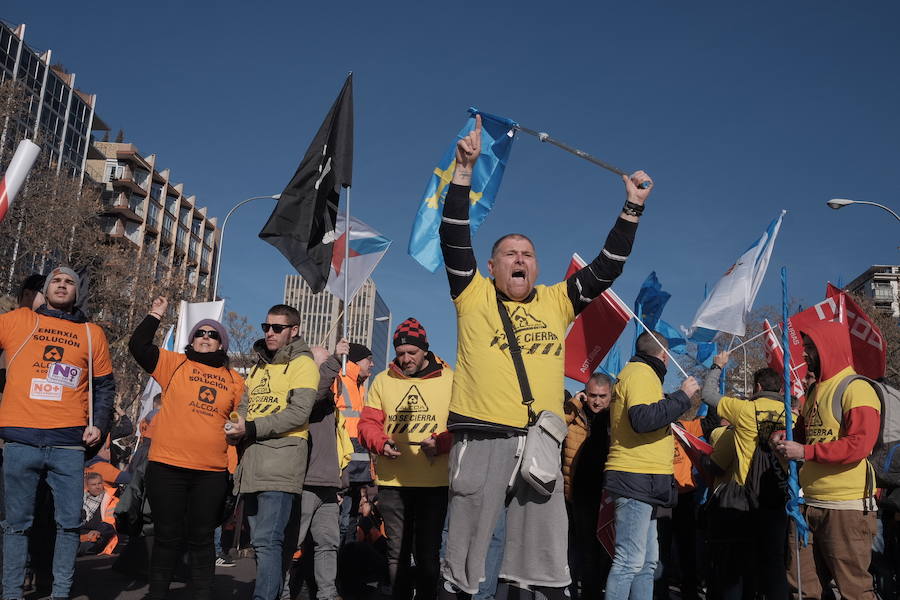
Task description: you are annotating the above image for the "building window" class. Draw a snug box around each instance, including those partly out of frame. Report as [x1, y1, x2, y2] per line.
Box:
[129, 193, 145, 216]
[147, 202, 161, 226]
[150, 182, 164, 201]
[165, 195, 178, 214]
[132, 168, 150, 190]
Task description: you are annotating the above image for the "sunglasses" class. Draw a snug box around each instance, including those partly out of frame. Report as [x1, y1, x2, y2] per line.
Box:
[193, 329, 220, 340]
[261, 323, 295, 333]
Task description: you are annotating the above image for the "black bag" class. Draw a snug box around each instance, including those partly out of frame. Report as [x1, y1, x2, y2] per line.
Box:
[708, 406, 786, 512]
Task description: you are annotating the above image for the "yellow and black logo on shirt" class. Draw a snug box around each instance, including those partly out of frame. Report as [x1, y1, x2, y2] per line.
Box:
[396, 385, 428, 413]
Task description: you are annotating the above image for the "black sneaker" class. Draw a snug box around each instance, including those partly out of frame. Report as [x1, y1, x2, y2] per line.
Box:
[215, 552, 236, 567]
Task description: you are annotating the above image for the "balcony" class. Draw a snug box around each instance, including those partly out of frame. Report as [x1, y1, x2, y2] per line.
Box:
[103, 192, 143, 223]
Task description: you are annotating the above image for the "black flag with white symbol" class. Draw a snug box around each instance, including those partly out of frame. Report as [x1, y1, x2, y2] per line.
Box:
[259, 74, 354, 292]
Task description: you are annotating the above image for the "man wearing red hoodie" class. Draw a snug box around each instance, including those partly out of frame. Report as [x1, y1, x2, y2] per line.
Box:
[774, 321, 880, 600]
[358, 318, 453, 600]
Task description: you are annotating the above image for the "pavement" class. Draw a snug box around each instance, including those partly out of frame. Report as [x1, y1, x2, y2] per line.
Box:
[24, 554, 259, 600]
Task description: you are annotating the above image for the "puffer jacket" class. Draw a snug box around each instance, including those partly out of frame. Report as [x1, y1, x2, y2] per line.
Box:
[563, 393, 590, 501]
[563, 393, 611, 502]
[234, 337, 319, 495]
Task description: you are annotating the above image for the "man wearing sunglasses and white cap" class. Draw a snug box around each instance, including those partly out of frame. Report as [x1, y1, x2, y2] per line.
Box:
[226, 303, 320, 600]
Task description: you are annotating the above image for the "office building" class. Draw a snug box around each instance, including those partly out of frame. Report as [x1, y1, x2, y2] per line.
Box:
[284, 275, 392, 376]
[0, 20, 108, 177]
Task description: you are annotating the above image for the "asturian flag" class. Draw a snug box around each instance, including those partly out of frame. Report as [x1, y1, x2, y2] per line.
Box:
[325, 214, 391, 302]
[408, 108, 517, 272]
[691, 211, 785, 336]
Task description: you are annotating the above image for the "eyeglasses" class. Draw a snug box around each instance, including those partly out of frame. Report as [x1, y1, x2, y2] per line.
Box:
[261, 323, 295, 333]
[194, 329, 220, 340]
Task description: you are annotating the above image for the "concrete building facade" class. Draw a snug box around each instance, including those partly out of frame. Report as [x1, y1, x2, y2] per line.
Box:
[86, 142, 219, 300]
[283, 275, 392, 376]
[846, 265, 900, 318]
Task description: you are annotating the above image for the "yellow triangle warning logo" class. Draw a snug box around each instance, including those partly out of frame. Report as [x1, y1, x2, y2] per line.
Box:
[508, 306, 546, 332]
[396, 385, 428, 413]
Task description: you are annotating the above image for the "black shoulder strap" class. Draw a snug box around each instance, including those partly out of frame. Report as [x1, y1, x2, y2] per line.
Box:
[496, 292, 537, 426]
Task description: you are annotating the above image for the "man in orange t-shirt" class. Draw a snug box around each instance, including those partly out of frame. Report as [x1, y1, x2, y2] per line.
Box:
[0, 266, 115, 600]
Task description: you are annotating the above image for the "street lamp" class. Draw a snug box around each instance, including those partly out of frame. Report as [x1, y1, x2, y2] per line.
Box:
[826, 198, 900, 223]
[211, 194, 280, 300]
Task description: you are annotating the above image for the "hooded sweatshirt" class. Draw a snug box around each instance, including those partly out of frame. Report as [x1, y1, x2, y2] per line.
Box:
[796, 321, 880, 503]
[234, 337, 319, 494]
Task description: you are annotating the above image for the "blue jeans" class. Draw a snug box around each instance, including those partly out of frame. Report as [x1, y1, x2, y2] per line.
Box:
[1, 442, 84, 599]
[604, 495, 659, 600]
[246, 491, 297, 600]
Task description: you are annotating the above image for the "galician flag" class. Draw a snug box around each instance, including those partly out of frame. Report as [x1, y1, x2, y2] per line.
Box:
[691, 211, 785, 336]
[325, 214, 391, 302]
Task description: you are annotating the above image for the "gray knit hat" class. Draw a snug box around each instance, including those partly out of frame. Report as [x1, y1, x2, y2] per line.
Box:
[42, 266, 80, 303]
[187, 318, 230, 352]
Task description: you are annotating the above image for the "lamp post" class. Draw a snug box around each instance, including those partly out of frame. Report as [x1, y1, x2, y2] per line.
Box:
[826, 198, 900, 223]
[211, 194, 280, 300]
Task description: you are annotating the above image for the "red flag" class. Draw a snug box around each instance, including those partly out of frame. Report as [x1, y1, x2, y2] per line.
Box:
[826, 283, 886, 379]
[762, 319, 806, 403]
[596, 491, 616, 559]
[564, 253, 631, 383]
[671, 421, 713, 456]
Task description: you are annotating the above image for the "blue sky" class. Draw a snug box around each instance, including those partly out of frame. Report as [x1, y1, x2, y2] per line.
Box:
[6, 2, 899, 387]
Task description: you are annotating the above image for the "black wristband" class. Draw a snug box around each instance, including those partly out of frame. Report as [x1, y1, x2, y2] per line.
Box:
[622, 200, 645, 217]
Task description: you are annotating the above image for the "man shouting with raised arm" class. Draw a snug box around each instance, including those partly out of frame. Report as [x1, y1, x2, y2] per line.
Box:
[438, 115, 652, 600]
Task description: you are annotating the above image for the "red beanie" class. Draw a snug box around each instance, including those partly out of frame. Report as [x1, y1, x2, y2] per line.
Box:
[393, 317, 428, 351]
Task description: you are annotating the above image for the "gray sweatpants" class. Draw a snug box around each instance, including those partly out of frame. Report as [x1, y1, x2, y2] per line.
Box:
[441, 432, 570, 594]
[281, 486, 340, 600]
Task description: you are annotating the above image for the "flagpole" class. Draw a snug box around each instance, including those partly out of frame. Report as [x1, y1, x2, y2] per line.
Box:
[782, 266, 805, 598]
[608, 289, 690, 378]
[514, 125, 650, 188]
[341, 186, 351, 375]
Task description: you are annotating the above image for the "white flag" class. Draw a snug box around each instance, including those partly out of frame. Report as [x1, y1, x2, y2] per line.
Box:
[136, 325, 175, 423]
[691, 211, 785, 336]
[174, 300, 225, 352]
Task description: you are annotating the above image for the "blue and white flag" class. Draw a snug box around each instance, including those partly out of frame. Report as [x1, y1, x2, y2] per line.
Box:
[408, 108, 517, 272]
[690, 211, 785, 337]
[138, 325, 174, 422]
[325, 214, 391, 303]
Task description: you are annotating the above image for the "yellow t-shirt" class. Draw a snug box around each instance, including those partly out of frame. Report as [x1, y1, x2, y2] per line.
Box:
[714, 395, 786, 486]
[605, 361, 674, 475]
[244, 355, 319, 439]
[450, 271, 574, 428]
[800, 366, 880, 501]
[709, 425, 736, 488]
[366, 366, 453, 487]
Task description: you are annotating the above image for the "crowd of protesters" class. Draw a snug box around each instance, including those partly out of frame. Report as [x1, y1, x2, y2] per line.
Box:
[0, 115, 896, 600]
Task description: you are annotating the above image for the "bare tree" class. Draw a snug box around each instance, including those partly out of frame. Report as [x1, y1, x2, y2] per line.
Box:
[224, 310, 256, 370]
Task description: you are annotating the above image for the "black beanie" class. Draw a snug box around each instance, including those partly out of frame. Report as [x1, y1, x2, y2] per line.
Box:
[348, 343, 372, 364]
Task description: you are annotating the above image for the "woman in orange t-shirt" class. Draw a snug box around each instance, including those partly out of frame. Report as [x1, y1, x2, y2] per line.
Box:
[128, 296, 243, 600]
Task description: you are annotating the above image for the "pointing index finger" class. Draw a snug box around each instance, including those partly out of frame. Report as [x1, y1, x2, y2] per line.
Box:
[474, 113, 482, 134]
